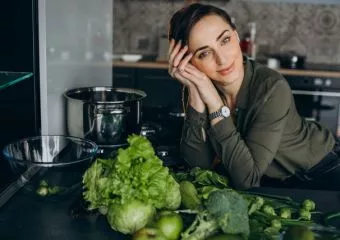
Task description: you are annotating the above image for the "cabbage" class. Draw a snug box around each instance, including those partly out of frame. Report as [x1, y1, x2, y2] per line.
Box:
[106, 199, 155, 234]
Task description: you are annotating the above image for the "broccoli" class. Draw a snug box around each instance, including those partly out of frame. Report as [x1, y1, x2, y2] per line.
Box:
[302, 199, 315, 212]
[205, 189, 250, 237]
[181, 211, 219, 240]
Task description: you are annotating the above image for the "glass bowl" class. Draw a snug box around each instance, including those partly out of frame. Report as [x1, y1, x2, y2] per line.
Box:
[2, 135, 98, 198]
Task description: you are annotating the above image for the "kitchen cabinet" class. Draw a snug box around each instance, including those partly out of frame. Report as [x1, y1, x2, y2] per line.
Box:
[112, 66, 182, 110]
[112, 67, 136, 88]
[136, 68, 182, 109]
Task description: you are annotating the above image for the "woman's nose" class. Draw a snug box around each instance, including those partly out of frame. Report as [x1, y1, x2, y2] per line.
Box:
[215, 52, 227, 65]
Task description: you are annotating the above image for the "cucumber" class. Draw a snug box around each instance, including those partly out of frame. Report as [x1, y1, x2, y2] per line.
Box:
[179, 181, 201, 210]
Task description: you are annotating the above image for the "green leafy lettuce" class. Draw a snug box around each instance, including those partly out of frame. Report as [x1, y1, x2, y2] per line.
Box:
[82, 134, 181, 211]
[82, 134, 181, 234]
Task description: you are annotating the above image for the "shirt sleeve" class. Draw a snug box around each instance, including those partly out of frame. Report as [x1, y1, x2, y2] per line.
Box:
[180, 105, 215, 169]
[207, 80, 291, 189]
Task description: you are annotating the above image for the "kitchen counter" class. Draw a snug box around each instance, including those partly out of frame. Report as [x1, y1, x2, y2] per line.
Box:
[0, 186, 339, 239]
[112, 61, 340, 78]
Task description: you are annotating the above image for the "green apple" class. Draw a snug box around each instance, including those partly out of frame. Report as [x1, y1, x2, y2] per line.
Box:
[132, 227, 167, 240]
[154, 211, 183, 240]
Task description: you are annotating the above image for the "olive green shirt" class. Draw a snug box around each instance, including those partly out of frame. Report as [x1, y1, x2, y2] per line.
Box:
[181, 57, 335, 190]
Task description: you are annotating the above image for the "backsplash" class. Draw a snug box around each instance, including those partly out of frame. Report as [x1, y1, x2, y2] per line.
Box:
[113, 0, 340, 64]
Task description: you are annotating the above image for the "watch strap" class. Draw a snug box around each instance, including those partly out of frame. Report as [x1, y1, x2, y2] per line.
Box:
[209, 110, 223, 120]
[208, 106, 230, 120]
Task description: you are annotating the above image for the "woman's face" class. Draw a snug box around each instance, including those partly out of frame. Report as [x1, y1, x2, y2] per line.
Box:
[188, 14, 244, 87]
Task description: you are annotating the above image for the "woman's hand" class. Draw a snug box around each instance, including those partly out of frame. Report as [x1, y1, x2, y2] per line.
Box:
[168, 39, 224, 115]
[168, 39, 193, 87]
[168, 39, 205, 113]
[180, 63, 224, 115]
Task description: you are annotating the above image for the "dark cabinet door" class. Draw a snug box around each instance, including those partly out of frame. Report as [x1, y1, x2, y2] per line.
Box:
[112, 67, 136, 88]
[136, 68, 182, 109]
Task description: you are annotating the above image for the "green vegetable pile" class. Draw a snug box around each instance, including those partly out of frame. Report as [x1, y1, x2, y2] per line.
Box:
[82, 134, 181, 234]
[175, 168, 340, 240]
[82, 135, 340, 239]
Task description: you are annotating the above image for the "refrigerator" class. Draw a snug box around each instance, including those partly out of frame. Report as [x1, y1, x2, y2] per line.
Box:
[0, 0, 114, 189]
[39, 0, 114, 135]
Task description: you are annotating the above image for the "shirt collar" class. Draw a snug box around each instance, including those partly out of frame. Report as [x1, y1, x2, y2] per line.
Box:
[236, 55, 253, 110]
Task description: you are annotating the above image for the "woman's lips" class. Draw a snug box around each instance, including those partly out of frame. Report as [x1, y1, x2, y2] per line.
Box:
[217, 63, 235, 76]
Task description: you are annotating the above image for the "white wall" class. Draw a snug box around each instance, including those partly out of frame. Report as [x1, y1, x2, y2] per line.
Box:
[39, 0, 114, 135]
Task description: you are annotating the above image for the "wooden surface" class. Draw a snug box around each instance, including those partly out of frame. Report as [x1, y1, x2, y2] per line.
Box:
[112, 61, 340, 78]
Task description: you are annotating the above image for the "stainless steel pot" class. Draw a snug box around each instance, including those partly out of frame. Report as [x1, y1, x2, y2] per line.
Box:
[64, 87, 146, 147]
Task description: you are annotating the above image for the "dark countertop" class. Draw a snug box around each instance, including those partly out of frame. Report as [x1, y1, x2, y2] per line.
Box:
[0, 185, 339, 240]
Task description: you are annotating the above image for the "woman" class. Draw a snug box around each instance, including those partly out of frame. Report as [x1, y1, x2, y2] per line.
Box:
[168, 3, 340, 190]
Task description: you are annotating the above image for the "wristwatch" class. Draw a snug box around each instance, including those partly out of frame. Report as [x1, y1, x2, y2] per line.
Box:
[208, 106, 230, 120]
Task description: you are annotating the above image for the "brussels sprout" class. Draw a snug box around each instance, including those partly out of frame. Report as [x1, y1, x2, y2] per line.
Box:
[254, 196, 264, 208]
[302, 199, 316, 212]
[271, 219, 282, 230]
[280, 208, 292, 219]
[48, 186, 61, 195]
[39, 180, 49, 187]
[36, 186, 49, 196]
[262, 205, 276, 216]
[299, 209, 312, 221]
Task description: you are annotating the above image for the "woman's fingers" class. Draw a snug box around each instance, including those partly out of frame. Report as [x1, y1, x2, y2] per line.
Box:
[178, 52, 193, 71]
[179, 69, 196, 84]
[172, 69, 192, 86]
[168, 39, 175, 57]
[168, 40, 182, 76]
[173, 45, 188, 67]
[168, 41, 182, 65]
[185, 64, 207, 81]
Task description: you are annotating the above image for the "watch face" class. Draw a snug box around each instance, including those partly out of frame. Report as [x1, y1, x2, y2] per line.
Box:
[221, 106, 230, 117]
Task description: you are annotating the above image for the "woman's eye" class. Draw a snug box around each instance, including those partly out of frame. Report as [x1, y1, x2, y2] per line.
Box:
[221, 36, 231, 45]
[198, 51, 210, 59]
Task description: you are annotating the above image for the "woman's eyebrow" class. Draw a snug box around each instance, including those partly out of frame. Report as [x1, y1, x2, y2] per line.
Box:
[192, 29, 230, 55]
[216, 29, 230, 41]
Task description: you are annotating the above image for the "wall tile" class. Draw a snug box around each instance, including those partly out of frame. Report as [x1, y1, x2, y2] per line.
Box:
[113, 0, 340, 64]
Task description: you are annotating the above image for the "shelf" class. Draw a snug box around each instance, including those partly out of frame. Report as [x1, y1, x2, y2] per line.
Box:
[0, 72, 33, 91]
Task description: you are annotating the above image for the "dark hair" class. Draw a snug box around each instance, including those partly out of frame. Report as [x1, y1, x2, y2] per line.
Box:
[169, 3, 236, 44]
